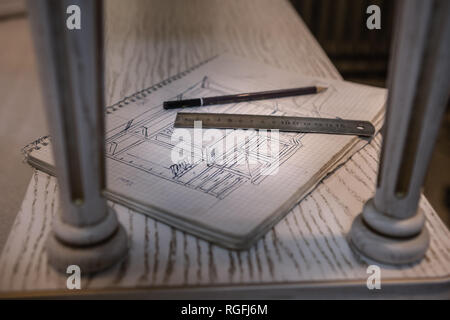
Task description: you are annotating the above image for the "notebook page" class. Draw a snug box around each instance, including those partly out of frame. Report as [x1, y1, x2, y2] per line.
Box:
[26, 54, 387, 248]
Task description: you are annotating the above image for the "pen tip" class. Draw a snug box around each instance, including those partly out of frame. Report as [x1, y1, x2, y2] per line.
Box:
[316, 86, 328, 93]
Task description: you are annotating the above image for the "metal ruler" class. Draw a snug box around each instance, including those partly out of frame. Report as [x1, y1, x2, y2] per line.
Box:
[174, 112, 375, 137]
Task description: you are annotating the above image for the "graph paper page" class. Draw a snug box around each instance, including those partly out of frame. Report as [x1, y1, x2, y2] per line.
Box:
[27, 54, 386, 248]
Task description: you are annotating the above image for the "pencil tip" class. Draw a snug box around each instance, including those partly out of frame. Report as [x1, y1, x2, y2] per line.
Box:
[316, 86, 328, 93]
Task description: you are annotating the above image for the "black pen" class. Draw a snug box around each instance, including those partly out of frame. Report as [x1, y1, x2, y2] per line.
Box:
[163, 86, 327, 109]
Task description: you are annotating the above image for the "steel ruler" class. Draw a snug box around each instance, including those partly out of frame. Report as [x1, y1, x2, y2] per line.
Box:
[174, 112, 375, 136]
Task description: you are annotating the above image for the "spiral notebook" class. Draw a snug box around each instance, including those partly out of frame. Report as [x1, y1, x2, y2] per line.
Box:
[23, 54, 386, 249]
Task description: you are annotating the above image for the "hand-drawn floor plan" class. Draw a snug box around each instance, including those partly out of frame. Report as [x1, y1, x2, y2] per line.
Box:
[105, 76, 335, 199]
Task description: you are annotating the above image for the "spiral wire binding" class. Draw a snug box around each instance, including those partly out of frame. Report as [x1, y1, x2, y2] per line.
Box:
[105, 55, 218, 114]
[22, 55, 219, 162]
[21, 135, 51, 162]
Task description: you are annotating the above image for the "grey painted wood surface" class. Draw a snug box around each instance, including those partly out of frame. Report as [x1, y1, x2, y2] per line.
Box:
[102, 0, 341, 107]
[1, 134, 449, 296]
[0, 0, 449, 297]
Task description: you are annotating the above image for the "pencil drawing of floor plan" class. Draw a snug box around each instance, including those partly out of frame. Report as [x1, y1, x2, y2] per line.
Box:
[23, 54, 386, 248]
[105, 76, 336, 199]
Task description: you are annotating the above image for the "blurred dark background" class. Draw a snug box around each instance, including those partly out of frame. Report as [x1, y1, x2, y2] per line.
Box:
[290, 0, 449, 226]
[290, 0, 394, 87]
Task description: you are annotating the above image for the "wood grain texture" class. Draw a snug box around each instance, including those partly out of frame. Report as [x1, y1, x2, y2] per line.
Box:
[0, 134, 449, 295]
[0, 0, 449, 297]
[102, 0, 341, 106]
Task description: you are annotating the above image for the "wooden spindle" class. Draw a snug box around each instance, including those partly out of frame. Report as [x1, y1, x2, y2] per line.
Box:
[349, 0, 450, 265]
[27, 0, 128, 273]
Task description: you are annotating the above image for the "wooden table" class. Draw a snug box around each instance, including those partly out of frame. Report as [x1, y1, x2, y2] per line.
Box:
[0, 0, 449, 298]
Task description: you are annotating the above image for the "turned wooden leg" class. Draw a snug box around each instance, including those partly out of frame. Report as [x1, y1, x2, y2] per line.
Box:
[349, 0, 450, 265]
[27, 0, 128, 273]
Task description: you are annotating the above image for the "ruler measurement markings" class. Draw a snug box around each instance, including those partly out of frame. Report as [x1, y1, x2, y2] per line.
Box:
[174, 113, 374, 136]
